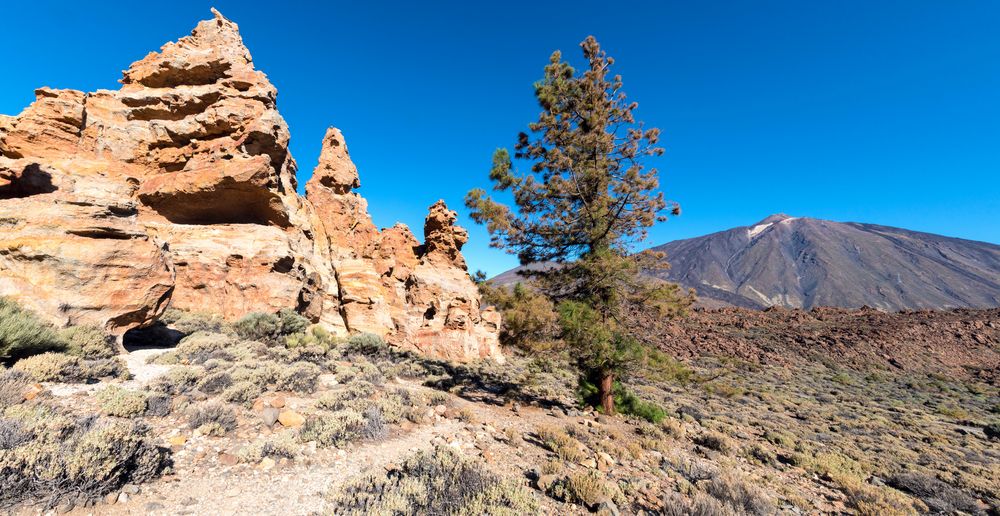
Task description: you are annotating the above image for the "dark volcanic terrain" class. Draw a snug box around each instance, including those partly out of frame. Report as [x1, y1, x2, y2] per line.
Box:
[648, 306, 1000, 384]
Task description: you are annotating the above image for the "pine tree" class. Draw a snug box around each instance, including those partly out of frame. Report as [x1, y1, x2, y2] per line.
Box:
[466, 36, 691, 414]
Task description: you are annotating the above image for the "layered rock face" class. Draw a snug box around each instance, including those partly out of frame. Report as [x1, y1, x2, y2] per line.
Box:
[0, 10, 500, 362]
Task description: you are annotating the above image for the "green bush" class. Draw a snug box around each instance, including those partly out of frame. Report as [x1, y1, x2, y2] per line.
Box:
[196, 371, 233, 394]
[0, 298, 64, 360]
[97, 385, 149, 417]
[345, 333, 389, 356]
[233, 312, 281, 342]
[160, 308, 227, 335]
[577, 379, 666, 423]
[285, 325, 339, 351]
[277, 308, 310, 335]
[234, 310, 310, 344]
[328, 445, 537, 515]
[59, 325, 115, 359]
[149, 366, 201, 395]
[0, 403, 165, 508]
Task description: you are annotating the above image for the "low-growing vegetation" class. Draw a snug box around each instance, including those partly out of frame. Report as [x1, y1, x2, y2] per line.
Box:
[328, 446, 537, 515]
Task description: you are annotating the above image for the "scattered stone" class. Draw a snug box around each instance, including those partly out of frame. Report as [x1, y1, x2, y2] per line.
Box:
[262, 407, 281, 427]
[596, 499, 621, 516]
[117, 492, 129, 504]
[104, 493, 118, 505]
[258, 457, 276, 471]
[23, 384, 43, 401]
[169, 435, 187, 447]
[122, 484, 141, 495]
[597, 451, 615, 472]
[537, 474, 560, 492]
[219, 453, 239, 466]
[145, 502, 165, 512]
[278, 409, 305, 428]
[270, 395, 286, 409]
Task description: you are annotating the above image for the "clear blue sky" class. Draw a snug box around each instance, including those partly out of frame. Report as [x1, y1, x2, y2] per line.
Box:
[3, 1, 998, 276]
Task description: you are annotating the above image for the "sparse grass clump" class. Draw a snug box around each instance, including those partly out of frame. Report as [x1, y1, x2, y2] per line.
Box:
[563, 469, 619, 507]
[536, 424, 587, 463]
[328, 445, 537, 515]
[97, 385, 149, 417]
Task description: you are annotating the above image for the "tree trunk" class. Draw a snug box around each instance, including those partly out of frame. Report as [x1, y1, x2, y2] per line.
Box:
[599, 371, 615, 415]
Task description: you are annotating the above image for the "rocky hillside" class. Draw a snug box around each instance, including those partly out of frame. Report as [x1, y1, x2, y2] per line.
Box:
[645, 306, 1000, 383]
[0, 10, 499, 362]
[650, 214, 1000, 310]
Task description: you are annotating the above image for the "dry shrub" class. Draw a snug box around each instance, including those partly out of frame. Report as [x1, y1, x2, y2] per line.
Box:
[706, 473, 774, 515]
[0, 404, 166, 509]
[564, 469, 619, 508]
[97, 386, 148, 417]
[300, 410, 365, 448]
[239, 432, 299, 463]
[187, 401, 238, 435]
[536, 424, 587, 462]
[0, 369, 31, 410]
[59, 325, 115, 359]
[694, 431, 735, 455]
[275, 361, 321, 393]
[328, 445, 536, 515]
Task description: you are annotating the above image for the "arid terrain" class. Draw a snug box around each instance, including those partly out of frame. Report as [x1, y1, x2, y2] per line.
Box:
[2, 305, 998, 515]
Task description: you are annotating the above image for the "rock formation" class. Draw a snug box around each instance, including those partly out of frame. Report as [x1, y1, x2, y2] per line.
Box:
[0, 10, 501, 362]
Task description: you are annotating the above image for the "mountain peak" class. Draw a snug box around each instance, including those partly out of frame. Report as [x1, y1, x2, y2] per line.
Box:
[755, 213, 794, 225]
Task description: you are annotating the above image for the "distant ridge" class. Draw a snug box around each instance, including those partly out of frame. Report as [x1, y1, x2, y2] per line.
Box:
[494, 215, 1000, 311]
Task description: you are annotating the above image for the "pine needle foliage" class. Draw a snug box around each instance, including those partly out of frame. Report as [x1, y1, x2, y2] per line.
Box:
[466, 36, 692, 414]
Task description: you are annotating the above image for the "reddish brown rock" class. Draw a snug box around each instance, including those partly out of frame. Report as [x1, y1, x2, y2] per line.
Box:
[0, 10, 500, 362]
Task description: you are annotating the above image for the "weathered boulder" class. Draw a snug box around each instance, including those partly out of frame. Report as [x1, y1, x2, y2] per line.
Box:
[0, 10, 500, 362]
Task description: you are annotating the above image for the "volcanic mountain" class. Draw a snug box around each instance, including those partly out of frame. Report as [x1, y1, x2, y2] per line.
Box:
[495, 215, 1000, 311]
[652, 214, 1000, 310]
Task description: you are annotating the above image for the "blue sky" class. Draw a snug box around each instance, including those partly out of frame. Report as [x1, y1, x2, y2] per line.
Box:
[3, 1, 998, 276]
